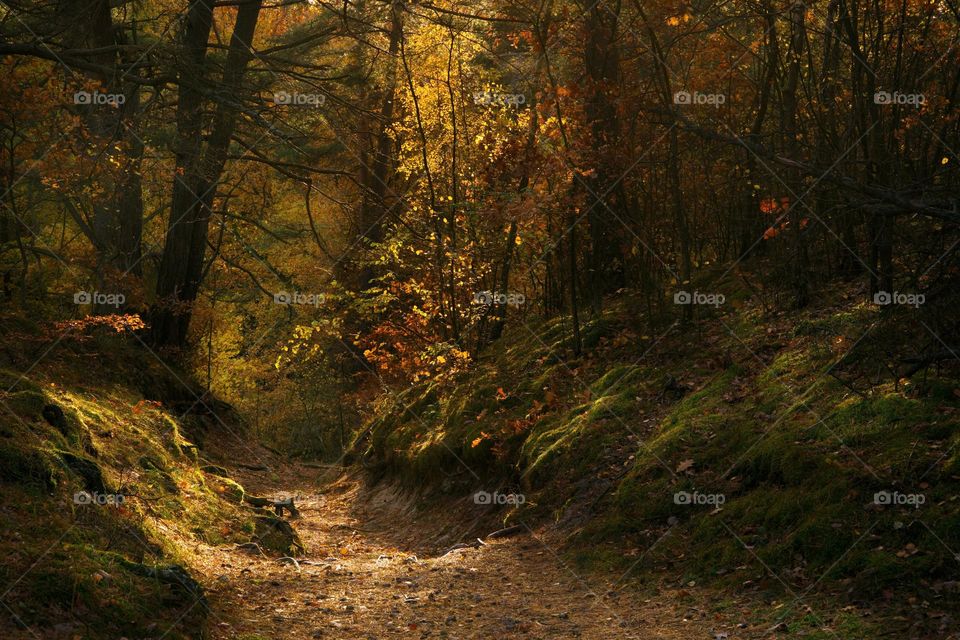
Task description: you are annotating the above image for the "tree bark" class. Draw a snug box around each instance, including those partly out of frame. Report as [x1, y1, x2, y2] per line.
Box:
[783, 0, 809, 307]
[582, 2, 626, 313]
[356, 0, 403, 290]
[153, 0, 263, 346]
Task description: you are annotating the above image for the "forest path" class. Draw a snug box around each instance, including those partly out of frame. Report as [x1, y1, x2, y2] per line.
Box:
[196, 461, 748, 640]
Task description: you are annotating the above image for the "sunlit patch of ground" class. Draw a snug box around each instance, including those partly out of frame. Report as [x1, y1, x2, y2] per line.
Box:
[199, 461, 820, 640]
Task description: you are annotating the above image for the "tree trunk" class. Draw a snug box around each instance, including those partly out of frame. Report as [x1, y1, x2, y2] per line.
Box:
[153, 0, 263, 346]
[356, 0, 403, 290]
[490, 219, 518, 341]
[583, 2, 625, 313]
[783, 0, 809, 307]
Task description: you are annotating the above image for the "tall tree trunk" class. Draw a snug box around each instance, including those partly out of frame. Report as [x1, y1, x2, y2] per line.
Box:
[568, 201, 583, 356]
[356, 0, 403, 291]
[583, 1, 625, 313]
[151, 0, 214, 345]
[490, 220, 518, 342]
[153, 0, 263, 346]
[444, 25, 460, 341]
[839, 0, 886, 295]
[783, 0, 809, 307]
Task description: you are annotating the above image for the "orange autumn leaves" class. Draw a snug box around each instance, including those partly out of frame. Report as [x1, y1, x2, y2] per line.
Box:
[54, 314, 147, 335]
[471, 387, 548, 450]
[760, 196, 809, 240]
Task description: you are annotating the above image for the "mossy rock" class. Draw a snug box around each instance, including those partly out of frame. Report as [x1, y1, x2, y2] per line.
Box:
[140, 457, 179, 493]
[200, 464, 230, 477]
[0, 443, 57, 490]
[57, 451, 107, 493]
[254, 515, 303, 556]
[159, 415, 186, 458]
[139, 455, 168, 472]
[209, 475, 245, 503]
[5, 390, 47, 420]
[40, 403, 96, 455]
[177, 414, 208, 447]
[41, 404, 69, 434]
[579, 319, 610, 349]
[179, 441, 199, 463]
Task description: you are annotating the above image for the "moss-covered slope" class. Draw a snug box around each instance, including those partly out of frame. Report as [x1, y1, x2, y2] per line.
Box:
[354, 282, 960, 635]
[0, 323, 257, 640]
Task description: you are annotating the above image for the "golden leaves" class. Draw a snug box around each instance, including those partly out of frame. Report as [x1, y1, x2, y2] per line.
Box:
[54, 314, 147, 335]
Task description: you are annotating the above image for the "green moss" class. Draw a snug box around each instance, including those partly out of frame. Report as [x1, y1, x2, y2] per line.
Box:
[0, 368, 43, 394]
[662, 366, 740, 427]
[590, 364, 641, 395]
[3, 389, 47, 418]
[0, 443, 58, 489]
[356, 282, 960, 623]
[731, 433, 823, 488]
[210, 476, 246, 503]
[579, 318, 610, 349]
[0, 334, 272, 639]
[56, 451, 107, 492]
[792, 309, 869, 337]
[162, 415, 185, 457]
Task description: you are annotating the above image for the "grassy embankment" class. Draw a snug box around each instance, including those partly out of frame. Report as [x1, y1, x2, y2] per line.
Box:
[0, 315, 286, 639]
[356, 277, 960, 637]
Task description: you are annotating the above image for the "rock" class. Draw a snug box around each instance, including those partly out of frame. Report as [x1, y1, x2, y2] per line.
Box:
[201, 464, 230, 477]
[0, 443, 57, 489]
[59, 452, 107, 493]
[138, 455, 168, 472]
[42, 404, 69, 435]
[255, 514, 304, 555]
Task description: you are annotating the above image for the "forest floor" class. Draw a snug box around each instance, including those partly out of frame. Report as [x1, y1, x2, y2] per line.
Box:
[196, 459, 765, 640]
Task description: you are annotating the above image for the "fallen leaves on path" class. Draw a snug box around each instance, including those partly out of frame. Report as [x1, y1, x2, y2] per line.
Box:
[193, 463, 760, 640]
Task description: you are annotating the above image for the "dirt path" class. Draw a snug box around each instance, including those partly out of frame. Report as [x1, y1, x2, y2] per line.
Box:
[195, 463, 752, 640]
